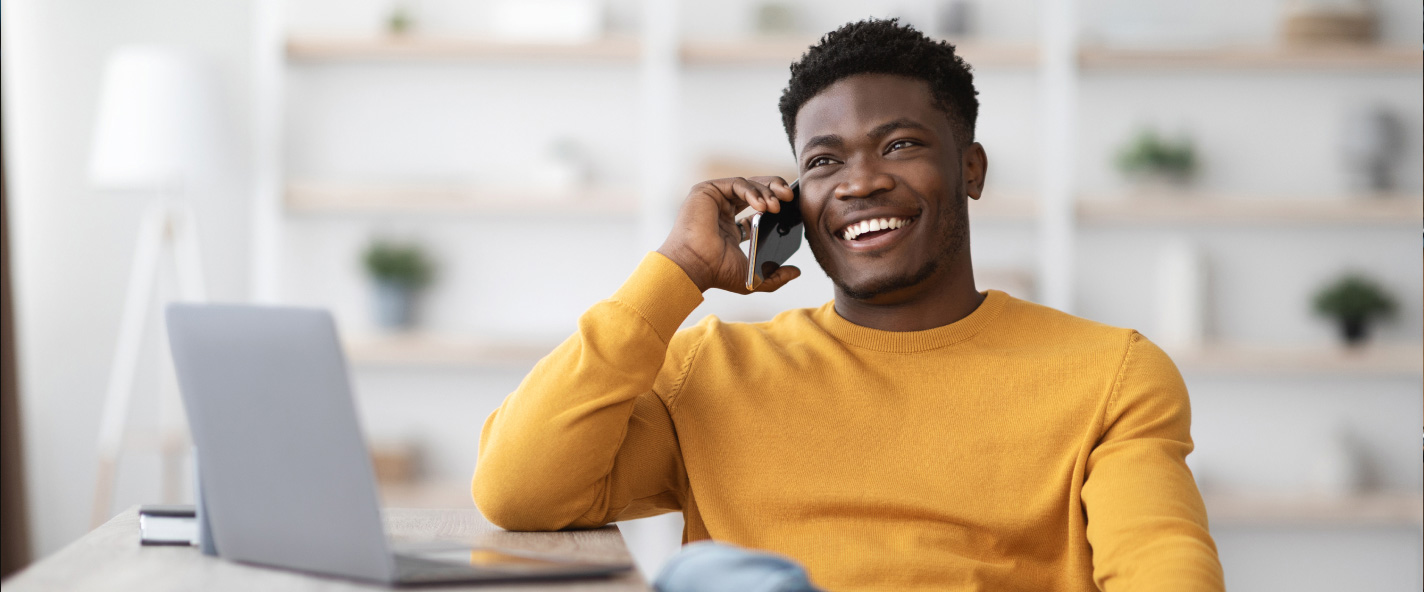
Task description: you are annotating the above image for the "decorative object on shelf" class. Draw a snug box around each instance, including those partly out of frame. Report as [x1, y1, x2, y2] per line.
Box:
[935, 0, 975, 38]
[363, 239, 436, 330]
[1115, 127, 1197, 190]
[491, 0, 604, 43]
[1312, 272, 1395, 345]
[1341, 105, 1405, 193]
[368, 439, 423, 485]
[1154, 239, 1208, 351]
[533, 138, 592, 196]
[753, 2, 798, 36]
[386, 2, 413, 36]
[1307, 426, 1365, 496]
[1280, 0, 1375, 46]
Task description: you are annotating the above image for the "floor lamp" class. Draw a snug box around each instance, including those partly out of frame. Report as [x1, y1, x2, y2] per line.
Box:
[88, 47, 228, 527]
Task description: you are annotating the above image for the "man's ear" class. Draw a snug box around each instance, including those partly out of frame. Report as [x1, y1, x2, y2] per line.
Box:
[962, 142, 987, 200]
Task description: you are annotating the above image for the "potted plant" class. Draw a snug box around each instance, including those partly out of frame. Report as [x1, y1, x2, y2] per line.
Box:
[1115, 128, 1198, 190]
[1312, 273, 1395, 345]
[363, 239, 434, 330]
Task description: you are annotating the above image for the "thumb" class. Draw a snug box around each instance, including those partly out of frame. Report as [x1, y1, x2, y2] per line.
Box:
[755, 265, 801, 293]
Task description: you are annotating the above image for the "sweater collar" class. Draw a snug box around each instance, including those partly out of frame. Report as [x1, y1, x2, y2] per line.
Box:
[814, 290, 1008, 353]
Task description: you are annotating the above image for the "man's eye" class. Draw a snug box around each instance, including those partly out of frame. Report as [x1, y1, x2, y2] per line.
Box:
[887, 140, 917, 152]
[808, 156, 834, 168]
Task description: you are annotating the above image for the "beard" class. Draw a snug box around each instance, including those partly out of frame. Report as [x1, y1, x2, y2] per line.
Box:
[809, 194, 968, 301]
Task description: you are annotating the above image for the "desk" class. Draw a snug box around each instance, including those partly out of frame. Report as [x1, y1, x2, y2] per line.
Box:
[3, 506, 649, 591]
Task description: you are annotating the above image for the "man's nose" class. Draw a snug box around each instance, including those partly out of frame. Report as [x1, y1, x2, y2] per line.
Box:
[833, 159, 895, 201]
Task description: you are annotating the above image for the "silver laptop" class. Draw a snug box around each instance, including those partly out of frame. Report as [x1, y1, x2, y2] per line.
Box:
[165, 303, 632, 585]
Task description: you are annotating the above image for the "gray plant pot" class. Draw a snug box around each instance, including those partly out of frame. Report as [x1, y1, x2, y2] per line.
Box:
[372, 279, 419, 330]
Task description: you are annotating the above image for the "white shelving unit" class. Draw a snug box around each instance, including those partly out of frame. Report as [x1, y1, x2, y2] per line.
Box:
[255, 3, 1422, 585]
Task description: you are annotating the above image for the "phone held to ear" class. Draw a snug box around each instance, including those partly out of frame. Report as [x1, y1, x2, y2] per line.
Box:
[745, 179, 804, 291]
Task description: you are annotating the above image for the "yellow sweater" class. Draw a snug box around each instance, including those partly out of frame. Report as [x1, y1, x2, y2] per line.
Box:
[473, 253, 1224, 591]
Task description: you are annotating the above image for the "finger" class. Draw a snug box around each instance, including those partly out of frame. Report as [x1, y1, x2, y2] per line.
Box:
[735, 217, 753, 243]
[748, 176, 794, 203]
[755, 265, 801, 293]
[697, 179, 752, 214]
[732, 177, 780, 214]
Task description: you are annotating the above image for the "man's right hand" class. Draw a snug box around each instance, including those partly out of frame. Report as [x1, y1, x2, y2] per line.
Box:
[656, 177, 802, 294]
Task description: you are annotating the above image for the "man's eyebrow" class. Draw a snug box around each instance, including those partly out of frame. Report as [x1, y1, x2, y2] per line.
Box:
[799, 134, 843, 155]
[868, 118, 931, 141]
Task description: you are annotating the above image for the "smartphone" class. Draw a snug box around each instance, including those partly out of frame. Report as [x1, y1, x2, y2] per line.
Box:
[745, 179, 804, 291]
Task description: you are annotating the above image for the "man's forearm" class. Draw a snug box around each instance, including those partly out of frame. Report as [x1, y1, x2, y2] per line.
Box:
[471, 253, 704, 530]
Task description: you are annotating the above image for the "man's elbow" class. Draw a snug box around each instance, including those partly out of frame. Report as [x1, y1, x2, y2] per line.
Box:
[470, 470, 580, 532]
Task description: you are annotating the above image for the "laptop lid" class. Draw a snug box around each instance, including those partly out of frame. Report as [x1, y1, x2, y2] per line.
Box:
[166, 304, 394, 582]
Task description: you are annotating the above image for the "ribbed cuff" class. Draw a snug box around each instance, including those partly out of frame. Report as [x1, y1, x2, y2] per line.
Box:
[611, 252, 706, 343]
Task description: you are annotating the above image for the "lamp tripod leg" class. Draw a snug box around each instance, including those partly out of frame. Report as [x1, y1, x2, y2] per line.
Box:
[90, 203, 168, 528]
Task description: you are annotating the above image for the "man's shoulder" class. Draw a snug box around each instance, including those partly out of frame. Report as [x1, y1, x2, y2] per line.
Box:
[990, 291, 1144, 360]
[673, 305, 825, 339]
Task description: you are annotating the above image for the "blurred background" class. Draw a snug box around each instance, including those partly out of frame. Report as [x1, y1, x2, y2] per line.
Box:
[1, 0, 1420, 588]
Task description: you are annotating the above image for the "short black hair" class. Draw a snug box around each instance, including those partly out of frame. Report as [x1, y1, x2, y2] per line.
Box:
[778, 18, 979, 154]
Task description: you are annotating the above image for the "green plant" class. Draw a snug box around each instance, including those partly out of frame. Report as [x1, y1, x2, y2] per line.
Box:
[1313, 274, 1395, 322]
[1115, 128, 1198, 180]
[363, 240, 434, 289]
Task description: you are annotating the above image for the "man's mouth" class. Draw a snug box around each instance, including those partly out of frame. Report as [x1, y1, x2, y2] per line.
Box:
[839, 216, 916, 243]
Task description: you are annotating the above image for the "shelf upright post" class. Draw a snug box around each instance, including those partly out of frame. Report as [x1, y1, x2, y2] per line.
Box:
[250, 0, 284, 303]
[1038, 0, 1078, 313]
[637, 0, 682, 252]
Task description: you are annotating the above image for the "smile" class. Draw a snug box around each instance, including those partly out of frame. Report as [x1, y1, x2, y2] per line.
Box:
[839, 216, 916, 242]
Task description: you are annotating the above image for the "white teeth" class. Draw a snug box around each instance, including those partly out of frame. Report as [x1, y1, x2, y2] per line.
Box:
[842, 217, 911, 241]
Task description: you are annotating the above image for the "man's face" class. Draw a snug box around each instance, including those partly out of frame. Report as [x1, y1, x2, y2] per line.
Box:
[793, 73, 979, 303]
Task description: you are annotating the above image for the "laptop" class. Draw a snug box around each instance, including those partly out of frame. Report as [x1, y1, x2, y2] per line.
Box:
[165, 303, 632, 585]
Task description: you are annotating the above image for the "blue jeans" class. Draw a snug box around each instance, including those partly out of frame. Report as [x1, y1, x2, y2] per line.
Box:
[654, 541, 823, 592]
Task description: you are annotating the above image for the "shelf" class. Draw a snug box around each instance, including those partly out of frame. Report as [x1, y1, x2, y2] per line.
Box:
[286, 35, 640, 61]
[681, 37, 1038, 67]
[970, 196, 1038, 221]
[287, 36, 1421, 71]
[1167, 343, 1422, 376]
[345, 334, 559, 368]
[1077, 194, 1422, 225]
[286, 182, 639, 217]
[1205, 491, 1424, 527]
[1080, 45, 1423, 70]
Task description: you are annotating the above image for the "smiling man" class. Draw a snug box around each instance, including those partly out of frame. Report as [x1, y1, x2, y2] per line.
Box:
[473, 19, 1224, 591]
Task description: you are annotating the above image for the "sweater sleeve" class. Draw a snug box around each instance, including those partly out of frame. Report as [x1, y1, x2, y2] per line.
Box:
[471, 252, 706, 531]
[1082, 333, 1225, 591]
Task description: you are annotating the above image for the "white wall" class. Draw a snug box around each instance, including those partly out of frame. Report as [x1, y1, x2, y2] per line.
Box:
[2, 0, 255, 558]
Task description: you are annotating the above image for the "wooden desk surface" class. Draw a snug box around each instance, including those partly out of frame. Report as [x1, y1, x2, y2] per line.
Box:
[3, 506, 649, 591]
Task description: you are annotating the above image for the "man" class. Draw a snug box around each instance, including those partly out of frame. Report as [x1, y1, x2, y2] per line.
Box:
[473, 19, 1224, 591]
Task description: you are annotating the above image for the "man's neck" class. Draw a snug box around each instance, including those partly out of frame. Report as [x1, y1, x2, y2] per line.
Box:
[831, 265, 984, 332]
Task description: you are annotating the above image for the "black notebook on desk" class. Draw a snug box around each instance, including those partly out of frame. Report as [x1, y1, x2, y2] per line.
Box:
[139, 504, 198, 546]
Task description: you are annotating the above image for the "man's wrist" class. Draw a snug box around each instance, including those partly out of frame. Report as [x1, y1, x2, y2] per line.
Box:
[655, 245, 711, 293]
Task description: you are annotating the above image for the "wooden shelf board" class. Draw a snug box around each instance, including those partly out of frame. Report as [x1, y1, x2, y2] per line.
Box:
[970, 197, 1038, 221]
[287, 35, 641, 61]
[1205, 491, 1424, 526]
[286, 183, 639, 217]
[346, 334, 558, 368]
[681, 37, 1038, 67]
[1080, 45, 1423, 70]
[1078, 194, 1422, 224]
[1168, 343, 1423, 375]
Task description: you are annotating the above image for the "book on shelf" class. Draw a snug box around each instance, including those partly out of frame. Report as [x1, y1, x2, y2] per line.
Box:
[139, 504, 198, 546]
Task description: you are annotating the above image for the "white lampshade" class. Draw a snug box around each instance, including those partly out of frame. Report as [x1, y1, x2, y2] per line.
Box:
[88, 46, 229, 192]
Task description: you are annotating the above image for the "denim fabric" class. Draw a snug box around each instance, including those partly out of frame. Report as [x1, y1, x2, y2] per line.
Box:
[653, 541, 823, 592]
